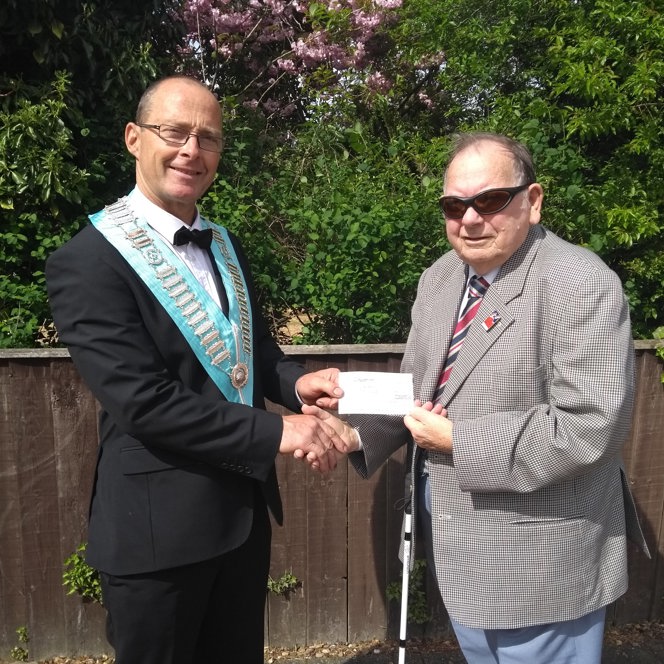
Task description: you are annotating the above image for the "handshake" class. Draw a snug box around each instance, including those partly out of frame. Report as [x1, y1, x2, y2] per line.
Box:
[279, 368, 360, 473]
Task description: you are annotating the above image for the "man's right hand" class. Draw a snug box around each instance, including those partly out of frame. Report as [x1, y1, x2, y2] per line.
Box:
[300, 405, 361, 461]
[280, 413, 348, 473]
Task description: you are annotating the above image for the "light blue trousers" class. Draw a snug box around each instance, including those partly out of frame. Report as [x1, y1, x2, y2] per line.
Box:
[418, 462, 606, 664]
[449, 607, 605, 664]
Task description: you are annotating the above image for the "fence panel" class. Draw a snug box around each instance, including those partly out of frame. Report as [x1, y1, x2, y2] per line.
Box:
[614, 349, 664, 623]
[0, 345, 662, 660]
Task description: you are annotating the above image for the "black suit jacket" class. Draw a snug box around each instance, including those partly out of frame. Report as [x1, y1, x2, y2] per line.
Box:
[46, 223, 306, 576]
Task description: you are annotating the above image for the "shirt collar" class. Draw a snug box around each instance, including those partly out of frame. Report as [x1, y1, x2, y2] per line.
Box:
[126, 187, 204, 245]
[467, 266, 499, 287]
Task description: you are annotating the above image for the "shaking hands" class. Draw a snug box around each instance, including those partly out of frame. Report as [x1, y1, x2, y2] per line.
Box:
[280, 406, 359, 473]
[279, 369, 359, 473]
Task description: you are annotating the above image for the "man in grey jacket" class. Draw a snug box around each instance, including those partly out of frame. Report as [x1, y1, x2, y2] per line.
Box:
[310, 132, 649, 663]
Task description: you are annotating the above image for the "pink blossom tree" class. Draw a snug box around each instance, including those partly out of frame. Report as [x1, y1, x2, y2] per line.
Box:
[175, 0, 443, 125]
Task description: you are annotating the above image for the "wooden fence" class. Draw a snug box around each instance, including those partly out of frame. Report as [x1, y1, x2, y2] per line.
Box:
[0, 344, 662, 661]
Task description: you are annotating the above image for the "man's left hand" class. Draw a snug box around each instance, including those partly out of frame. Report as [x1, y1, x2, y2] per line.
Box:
[404, 405, 453, 454]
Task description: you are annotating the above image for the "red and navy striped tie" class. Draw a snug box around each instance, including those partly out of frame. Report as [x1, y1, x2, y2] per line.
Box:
[433, 275, 490, 402]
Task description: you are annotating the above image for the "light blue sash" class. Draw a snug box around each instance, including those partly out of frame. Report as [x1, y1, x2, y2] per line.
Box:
[90, 197, 254, 405]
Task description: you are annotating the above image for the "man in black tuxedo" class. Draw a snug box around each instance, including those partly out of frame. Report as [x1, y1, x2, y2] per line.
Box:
[46, 75, 350, 664]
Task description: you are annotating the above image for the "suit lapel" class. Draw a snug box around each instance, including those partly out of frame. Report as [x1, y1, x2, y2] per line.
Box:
[439, 291, 513, 404]
[435, 226, 544, 406]
[416, 264, 467, 401]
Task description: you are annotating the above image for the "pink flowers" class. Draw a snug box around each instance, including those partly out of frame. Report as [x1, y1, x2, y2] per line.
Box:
[366, 71, 392, 94]
[178, 0, 406, 117]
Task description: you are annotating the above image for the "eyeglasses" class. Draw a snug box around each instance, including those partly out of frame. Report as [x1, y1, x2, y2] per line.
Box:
[136, 123, 223, 153]
[439, 184, 531, 219]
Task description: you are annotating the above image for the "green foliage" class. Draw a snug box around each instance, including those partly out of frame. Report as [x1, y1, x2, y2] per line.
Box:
[0, 0, 179, 347]
[386, 558, 431, 625]
[267, 569, 301, 598]
[0, 0, 177, 203]
[535, 0, 664, 339]
[63, 543, 303, 604]
[654, 327, 664, 383]
[205, 122, 447, 344]
[62, 543, 102, 604]
[0, 73, 88, 347]
[399, 0, 664, 339]
[9, 626, 29, 662]
[200, 0, 664, 344]
[2, 0, 663, 346]
[276, 147, 442, 344]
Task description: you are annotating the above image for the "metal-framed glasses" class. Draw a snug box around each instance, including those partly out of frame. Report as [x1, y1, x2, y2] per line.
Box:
[439, 183, 531, 219]
[136, 123, 223, 153]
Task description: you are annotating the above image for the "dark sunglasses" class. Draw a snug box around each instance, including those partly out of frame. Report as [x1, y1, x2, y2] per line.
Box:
[439, 183, 531, 219]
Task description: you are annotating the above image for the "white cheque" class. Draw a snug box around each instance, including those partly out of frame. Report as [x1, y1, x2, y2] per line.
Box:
[338, 371, 414, 415]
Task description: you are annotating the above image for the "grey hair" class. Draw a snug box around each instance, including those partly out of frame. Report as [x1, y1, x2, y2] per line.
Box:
[444, 132, 537, 185]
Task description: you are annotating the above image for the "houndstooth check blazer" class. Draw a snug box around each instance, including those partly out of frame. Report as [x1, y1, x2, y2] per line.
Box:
[350, 224, 649, 630]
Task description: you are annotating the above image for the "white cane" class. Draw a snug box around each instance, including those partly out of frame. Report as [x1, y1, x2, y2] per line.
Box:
[398, 508, 413, 664]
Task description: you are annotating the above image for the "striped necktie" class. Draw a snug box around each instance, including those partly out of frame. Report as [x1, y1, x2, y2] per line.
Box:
[433, 275, 490, 402]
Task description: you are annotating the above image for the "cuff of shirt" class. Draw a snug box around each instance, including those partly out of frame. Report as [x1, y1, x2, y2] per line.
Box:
[354, 427, 363, 451]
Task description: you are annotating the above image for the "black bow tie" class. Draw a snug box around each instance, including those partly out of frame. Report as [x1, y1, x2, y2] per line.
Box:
[173, 226, 213, 250]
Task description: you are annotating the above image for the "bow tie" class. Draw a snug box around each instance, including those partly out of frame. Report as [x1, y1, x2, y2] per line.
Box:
[173, 226, 213, 250]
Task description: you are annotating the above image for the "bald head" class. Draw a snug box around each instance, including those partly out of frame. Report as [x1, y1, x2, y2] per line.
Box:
[136, 76, 220, 125]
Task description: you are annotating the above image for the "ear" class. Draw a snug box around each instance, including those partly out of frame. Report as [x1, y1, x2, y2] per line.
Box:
[527, 183, 544, 225]
[125, 122, 141, 159]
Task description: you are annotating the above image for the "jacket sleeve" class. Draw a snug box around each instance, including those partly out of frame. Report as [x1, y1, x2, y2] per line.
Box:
[348, 415, 411, 478]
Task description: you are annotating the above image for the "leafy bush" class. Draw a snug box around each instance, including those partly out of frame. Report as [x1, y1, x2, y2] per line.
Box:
[0, 73, 89, 347]
[62, 543, 102, 604]
[205, 122, 447, 344]
[0, 0, 178, 347]
[9, 626, 29, 662]
[386, 558, 431, 625]
[3, 0, 664, 346]
[267, 569, 301, 598]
